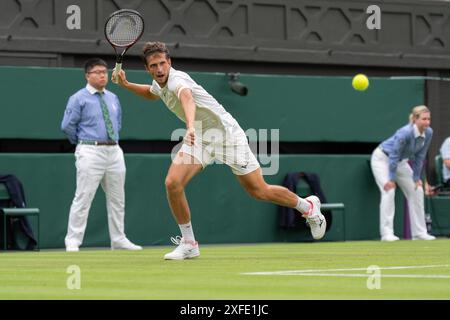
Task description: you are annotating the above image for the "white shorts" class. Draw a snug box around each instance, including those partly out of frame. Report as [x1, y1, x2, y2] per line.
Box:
[178, 124, 260, 175]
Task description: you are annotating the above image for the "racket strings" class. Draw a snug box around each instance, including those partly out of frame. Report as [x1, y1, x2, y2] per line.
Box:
[106, 13, 144, 47]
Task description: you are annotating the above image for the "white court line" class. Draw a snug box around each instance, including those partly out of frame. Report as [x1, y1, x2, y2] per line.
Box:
[242, 264, 450, 279]
[243, 273, 450, 279]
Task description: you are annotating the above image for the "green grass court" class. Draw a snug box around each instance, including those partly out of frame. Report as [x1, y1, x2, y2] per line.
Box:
[1, 239, 449, 300]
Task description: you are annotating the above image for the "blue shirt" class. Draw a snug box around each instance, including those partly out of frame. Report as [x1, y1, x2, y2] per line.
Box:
[440, 137, 450, 181]
[380, 123, 433, 182]
[61, 84, 122, 144]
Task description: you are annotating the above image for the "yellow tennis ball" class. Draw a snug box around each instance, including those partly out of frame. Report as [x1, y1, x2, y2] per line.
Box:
[352, 74, 369, 91]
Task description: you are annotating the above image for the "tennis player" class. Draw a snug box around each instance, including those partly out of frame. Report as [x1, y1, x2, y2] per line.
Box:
[113, 42, 326, 260]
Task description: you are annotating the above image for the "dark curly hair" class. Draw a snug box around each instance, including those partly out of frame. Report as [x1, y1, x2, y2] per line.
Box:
[141, 42, 170, 64]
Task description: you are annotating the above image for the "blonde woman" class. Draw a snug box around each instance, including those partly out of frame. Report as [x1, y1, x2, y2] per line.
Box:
[371, 105, 436, 241]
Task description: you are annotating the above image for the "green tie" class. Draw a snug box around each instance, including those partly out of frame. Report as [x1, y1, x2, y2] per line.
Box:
[96, 92, 115, 141]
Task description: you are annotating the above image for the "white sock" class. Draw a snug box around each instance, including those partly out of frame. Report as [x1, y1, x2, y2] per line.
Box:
[295, 197, 312, 215]
[179, 222, 196, 242]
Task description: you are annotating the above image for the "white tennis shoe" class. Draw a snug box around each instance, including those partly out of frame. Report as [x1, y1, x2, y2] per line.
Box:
[66, 245, 79, 252]
[381, 234, 400, 242]
[111, 238, 143, 250]
[303, 196, 327, 240]
[412, 234, 436, 241]
[164, 236, 200, 260]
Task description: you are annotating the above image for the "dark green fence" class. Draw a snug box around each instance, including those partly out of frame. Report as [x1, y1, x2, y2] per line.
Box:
[0, 154, 408, 249]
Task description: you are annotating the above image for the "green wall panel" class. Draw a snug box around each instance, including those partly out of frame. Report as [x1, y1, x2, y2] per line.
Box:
[0, 153, 407, 249]
[0, 66, 424, 142]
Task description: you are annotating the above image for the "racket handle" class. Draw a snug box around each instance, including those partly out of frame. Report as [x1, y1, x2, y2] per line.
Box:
[112, 62, 122, 84]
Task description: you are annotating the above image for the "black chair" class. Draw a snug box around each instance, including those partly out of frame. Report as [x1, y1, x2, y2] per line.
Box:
[0, 183, 40, 250]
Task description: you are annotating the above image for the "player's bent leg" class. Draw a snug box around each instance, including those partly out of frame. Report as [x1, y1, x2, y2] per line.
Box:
[235, 169, 298, 206]
[164, 152, 203, 260]
[236, 169, 326, 240]
[165, 152, 203, 224]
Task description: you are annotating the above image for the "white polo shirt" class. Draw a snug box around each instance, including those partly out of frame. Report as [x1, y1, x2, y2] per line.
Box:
[150, 67, 238, 134]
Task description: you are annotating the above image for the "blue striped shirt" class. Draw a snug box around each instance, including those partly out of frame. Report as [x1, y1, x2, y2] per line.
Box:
[61, 84, 122, 144]
[380, 123, 433, 182]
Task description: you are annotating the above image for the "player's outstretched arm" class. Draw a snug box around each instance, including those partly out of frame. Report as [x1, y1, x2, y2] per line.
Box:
[179, 88, 196, 146]
[113, 69, 159, 101]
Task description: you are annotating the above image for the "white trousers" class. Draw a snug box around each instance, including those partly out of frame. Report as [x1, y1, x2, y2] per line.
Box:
[65, 144, 126, 247]
[370, 148, 428, 238]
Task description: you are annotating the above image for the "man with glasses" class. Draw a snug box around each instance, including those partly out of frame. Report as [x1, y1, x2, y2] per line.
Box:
[61, 58, 142, 252]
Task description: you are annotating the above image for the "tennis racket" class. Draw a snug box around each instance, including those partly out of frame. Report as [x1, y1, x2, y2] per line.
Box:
[104, 9, 145, 83]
